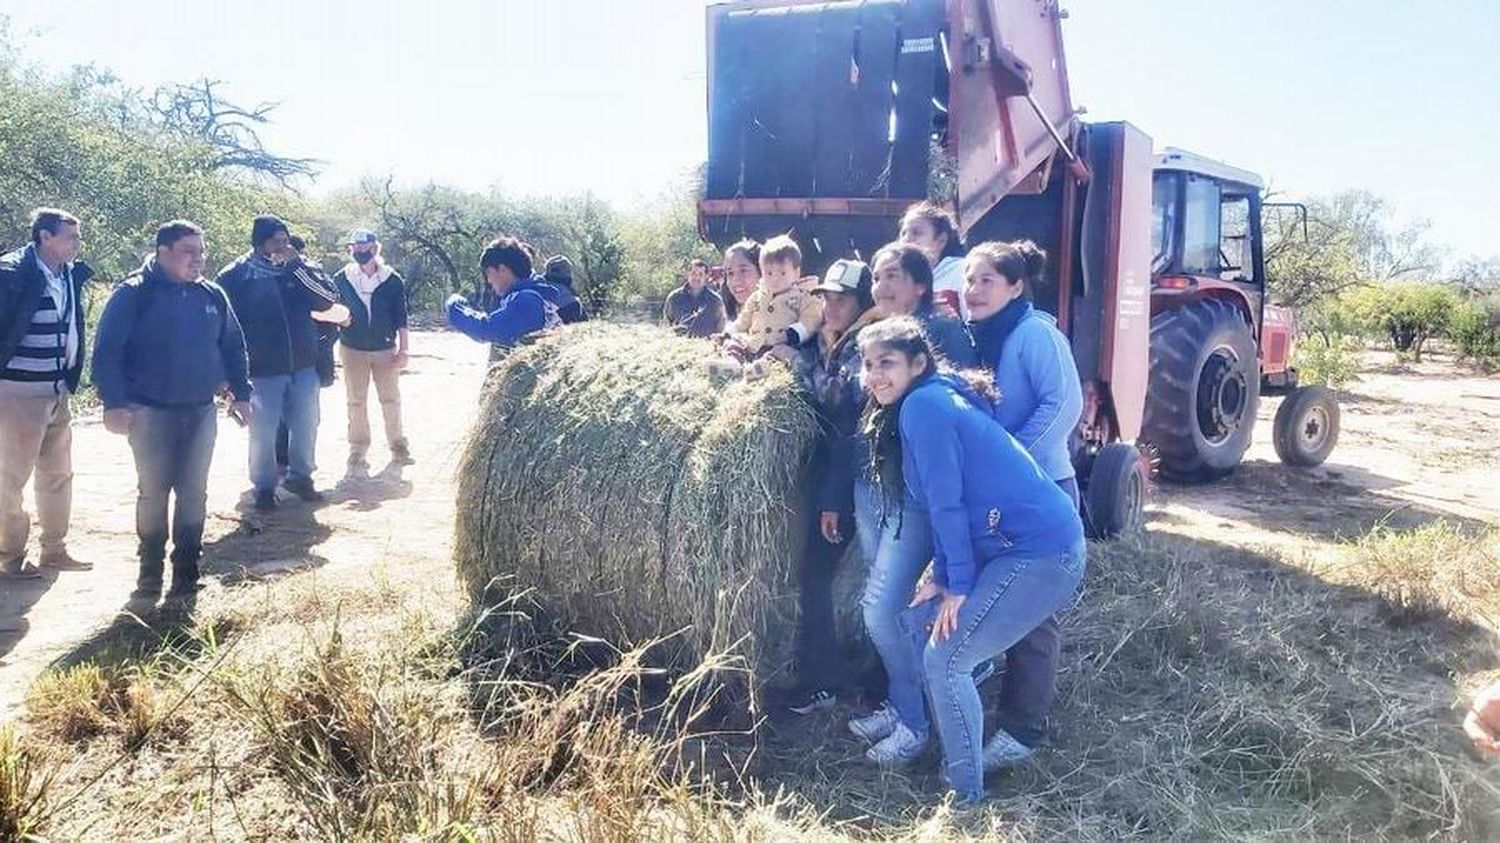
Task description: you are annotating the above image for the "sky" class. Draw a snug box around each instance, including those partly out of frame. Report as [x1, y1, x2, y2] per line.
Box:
[2, 0, 1496, 260]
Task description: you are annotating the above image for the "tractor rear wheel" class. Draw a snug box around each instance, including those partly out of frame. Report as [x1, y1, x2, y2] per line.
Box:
[1084, 442, 1147, 539]
[1273, 385, 1340, 467]
[1142, 298, 1261, 482]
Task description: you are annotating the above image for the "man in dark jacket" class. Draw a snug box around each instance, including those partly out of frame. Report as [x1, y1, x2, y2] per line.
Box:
[663, 258, 726, 339]
[92, 220, 252, 599]
[216, 214, 339, 509]
[330, 229, 412, 469]
[0, 208, 92, 578]
[539, 255, 587, 324]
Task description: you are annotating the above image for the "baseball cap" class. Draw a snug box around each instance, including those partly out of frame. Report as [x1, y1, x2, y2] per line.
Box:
[810, 259, 871, 295]
[345, 229, 379, 246]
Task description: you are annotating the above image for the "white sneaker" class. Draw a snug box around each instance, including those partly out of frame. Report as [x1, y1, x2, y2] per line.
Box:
[982, 728, 1036, 771]
[865, 722, 927, 767]
[848, 703, 901, 743]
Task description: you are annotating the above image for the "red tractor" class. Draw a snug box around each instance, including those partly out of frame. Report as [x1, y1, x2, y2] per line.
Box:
[698, 0, 1340, 535]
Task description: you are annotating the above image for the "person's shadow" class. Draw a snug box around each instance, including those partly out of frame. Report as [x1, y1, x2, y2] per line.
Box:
[327, 462, 414, 513]
[1, 567, 60, 663]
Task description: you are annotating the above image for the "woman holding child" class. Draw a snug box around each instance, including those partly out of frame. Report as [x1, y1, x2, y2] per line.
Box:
[850, 316, 1086, 807]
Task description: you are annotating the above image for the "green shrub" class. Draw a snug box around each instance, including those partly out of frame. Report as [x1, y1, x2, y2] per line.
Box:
[1449, 301, 1500, 369]
[1296, 333, 1361, 389]
[1342, 283, 1460, 362]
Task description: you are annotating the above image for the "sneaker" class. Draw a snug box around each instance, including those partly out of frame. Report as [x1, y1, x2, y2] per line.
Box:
[131, 580, 163, 600]
[253, 490, 279, 511]
[865, 722, 927, 767]
[389, 441, 415, 466]
[786, 689, 837, 716]
[282, 476, 325, 502]
[982, 727, 1036, 771]
[40, 551, 93, 572]
[848, 703, 901, 744]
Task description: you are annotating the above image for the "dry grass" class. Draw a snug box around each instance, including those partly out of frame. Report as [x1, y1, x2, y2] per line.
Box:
[454, 323, 824, 696]
[0, 726, 55, 842]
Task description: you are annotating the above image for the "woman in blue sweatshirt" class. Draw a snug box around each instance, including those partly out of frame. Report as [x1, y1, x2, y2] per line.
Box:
[963, 240, 1085, 767]
[852, 316, 1085, 807]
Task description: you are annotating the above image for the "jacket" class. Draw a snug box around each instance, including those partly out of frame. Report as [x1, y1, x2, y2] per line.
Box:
[332, 262, 408, 352]
[663, 284, 726, 339]
[445, 276, 561, 347]
[733, 283, 822, 354]
[915, 302, 978, 368]
[793, 309, 881, 514]
[899, 373, 1084, 595]
[91, 259, 251, 409]
[535, 279, 587, 324]
[216, 253, 338, 377]
[0, 245, 93, 392]
[973, 308, 1083, 481]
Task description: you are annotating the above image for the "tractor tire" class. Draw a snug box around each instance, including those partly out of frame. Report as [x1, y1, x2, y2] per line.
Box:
[1272, 385, 1340, 467]
[1084, 442, 1147, 539]
[1142, 298, 1260, 482]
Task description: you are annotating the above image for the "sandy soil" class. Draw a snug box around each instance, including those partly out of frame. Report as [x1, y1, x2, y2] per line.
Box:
[2, 338, 1495, 719]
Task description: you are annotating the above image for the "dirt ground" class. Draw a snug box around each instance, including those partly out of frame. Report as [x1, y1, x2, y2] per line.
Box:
[1, 337, 1496, 721]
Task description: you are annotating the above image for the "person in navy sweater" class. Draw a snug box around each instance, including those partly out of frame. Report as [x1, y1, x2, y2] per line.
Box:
[92, 220, 251, 600]
[445, 237, 560, 350]
[963, 239, 1085, 768]
[850, 316, 1085, 807]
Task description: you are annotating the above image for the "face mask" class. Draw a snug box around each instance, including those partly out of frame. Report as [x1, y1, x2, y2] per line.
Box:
[353, 250, 376, 265]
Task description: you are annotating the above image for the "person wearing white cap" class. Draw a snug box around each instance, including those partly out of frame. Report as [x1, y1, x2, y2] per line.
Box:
[330, 230, 412, 470]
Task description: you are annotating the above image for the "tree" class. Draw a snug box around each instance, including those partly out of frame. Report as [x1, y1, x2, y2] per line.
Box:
[152, 80, 320, 188]
[1344, 283, 1458, 362]
[563, 197, 626, 316]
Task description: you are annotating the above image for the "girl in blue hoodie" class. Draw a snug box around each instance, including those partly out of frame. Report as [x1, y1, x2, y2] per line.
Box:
[963, 240, 1085, 768]
[853, 316, 1085, 806]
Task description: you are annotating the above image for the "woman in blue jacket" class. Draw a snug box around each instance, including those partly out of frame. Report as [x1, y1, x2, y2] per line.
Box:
[845, 243, 977, 748]
[854, 316, 1085, 806]
[962, 240, 1085, 768]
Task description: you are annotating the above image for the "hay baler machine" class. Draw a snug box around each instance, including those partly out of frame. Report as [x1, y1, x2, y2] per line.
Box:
[699, 0, 1341, 537]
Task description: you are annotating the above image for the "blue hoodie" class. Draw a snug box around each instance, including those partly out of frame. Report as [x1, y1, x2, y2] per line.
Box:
[899, 374, 1083, 595]
[971, 306, 1083, 481]
[91, 259, 251, 409]
[445, 276, 561, 347]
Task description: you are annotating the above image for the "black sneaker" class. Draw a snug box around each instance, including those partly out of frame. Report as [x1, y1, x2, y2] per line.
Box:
[131, 580, 162, 600]
[253, 490, 278, 511]
[282, 476, 324, 502]
[390, 442, 415, 466]
[787, 689, 837, 716]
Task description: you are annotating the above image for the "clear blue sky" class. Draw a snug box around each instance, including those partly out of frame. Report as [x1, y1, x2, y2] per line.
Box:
[3, 0, 1496, 261]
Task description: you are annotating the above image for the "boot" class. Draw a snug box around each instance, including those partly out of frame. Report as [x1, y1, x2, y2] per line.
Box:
[390, 439, 415, 466]
[167, 557, 201, 599]
[133, 557, 164, 599]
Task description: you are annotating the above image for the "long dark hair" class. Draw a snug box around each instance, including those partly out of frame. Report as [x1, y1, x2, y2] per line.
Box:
[901, 201, 965, 261]
[966, 239, 1046, 298]
[871, 242, 936, 311]
[857, 316, 997, 522]
[720, 239, 760, 321]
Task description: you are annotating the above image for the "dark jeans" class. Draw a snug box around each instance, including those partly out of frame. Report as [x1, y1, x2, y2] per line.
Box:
[128, 403, 217, 584]
[795, 511, 855, 691]
[993, 476, 1081, 748]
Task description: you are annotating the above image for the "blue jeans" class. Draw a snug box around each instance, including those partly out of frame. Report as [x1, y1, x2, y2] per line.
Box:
[898, 539, 1087, 802]
[853, 478, 933, 731]
[128, 403, 218, 575]
[994, 476, 1081, 747]
[249, 367, 320, 492]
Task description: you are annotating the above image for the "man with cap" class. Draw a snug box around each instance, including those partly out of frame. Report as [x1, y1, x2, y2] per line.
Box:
[539, 254, 587, 324]
[330, 229, 412, 470]
[782, 259, 879, 715]
[216, 214, 340, 510]
[662, 258, 726, 339]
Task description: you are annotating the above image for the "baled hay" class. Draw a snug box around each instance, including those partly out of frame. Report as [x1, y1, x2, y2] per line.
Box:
[455, 323, 826, 690]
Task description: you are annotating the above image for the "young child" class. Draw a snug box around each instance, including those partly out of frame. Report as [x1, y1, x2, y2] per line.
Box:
[713, 235, 822, 377]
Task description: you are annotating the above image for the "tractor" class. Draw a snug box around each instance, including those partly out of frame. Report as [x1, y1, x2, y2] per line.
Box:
[696, 0, 1340, 536]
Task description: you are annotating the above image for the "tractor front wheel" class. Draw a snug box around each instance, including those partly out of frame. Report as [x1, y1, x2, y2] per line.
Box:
[1142, 298, 1261, 482]
[1273, 385, 1340, 467]
[1084, 442, 1147, 539]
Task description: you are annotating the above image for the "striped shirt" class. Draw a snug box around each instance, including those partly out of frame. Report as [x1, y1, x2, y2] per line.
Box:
[1, 264, 77, 392]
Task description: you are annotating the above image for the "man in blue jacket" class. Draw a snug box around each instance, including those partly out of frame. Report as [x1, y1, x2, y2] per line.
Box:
[217, 215, 339, 510]
[445, 236, 560, 349]
[92, 220, 252, 600]
[0, 208, 92, 578]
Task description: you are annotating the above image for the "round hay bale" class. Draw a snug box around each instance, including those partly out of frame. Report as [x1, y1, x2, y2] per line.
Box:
[455, 323, 861, 696]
